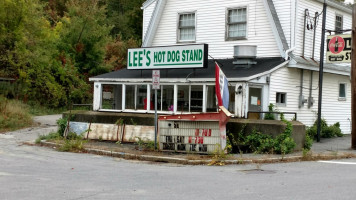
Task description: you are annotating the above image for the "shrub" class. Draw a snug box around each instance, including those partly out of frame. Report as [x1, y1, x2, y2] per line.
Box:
[228, 118, 296, 155]
[306, 119, 343, 139]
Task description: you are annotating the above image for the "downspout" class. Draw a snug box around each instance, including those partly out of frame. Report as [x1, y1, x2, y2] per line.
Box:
[299, 69, 305, 108]
[312, 12, 318, 60]
[308, 71, 314, 108]
[302, 9, 308, 57]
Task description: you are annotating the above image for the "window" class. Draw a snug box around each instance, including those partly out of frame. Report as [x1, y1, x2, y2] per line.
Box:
[226, 7, 247, 40]
[276, 92, 286, 106]
[339, 83, 346, 100]
[335, 14, 343, 34]
[178, 13, 195, 42]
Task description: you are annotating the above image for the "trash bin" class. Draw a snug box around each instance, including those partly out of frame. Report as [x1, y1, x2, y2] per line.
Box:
[159, 106, 231, 153]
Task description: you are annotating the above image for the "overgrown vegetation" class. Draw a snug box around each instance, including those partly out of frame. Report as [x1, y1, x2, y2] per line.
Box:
[264, 103, 276, 120]
[1, 0, 143, 109]
[0, 96, 33, 132]
[36, 117, 86, 152]
[135, 137, 156, 151]
[306, 118, 343, 139]
[228, 114, 296, 155]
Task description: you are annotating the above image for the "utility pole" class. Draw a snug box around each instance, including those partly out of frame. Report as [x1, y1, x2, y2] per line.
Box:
[352, 4, 356, 149]
[316, 1, 327, 142]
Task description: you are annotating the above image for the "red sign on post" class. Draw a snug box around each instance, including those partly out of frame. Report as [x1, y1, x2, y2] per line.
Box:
[152, 70, 160, 89]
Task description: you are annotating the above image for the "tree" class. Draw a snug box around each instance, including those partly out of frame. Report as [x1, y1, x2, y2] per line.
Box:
[58, 0, 113, 77]
[106, 0, 144, 40]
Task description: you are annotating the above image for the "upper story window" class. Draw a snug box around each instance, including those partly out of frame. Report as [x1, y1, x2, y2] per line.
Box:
[178, 13, 196, 42]
[226, 7, 247, 40]
[335, 14, 343, 34]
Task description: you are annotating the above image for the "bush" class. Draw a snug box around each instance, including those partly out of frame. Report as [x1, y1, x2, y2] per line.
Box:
[227, 118, 296, 155]
[306, 119, 343, 139]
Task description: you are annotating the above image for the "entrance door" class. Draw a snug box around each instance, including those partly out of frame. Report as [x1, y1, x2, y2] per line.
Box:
[248, 87, 262, 119]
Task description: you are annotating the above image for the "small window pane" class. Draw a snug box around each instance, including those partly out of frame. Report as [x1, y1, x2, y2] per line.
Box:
[276, 92, 286, 106]
[227, 8, 247, 39]
[339, 83, 346, 98]
[179, 13, 195, 41]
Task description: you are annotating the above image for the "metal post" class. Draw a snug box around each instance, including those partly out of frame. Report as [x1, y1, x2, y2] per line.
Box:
[154, 89, 158, 150]
[351, 4, 356, 149]
[316, 2, 327, 142]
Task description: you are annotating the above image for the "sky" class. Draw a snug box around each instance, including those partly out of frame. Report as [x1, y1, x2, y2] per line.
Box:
[345, 0, 353, 4]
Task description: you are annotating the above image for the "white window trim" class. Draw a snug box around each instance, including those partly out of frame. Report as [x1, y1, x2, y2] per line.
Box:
[225, 6, 248, 41]
[338, 82, 347, 101]
[335, 13, 343, 34]
[177, 11, 197, 43]
[276, 92, 287, 107]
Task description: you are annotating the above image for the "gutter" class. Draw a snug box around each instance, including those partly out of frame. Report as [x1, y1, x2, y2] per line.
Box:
[315, 0, 352, 14]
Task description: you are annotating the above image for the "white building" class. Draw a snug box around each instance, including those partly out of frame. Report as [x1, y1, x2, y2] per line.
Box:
[90, 0, 352, 133]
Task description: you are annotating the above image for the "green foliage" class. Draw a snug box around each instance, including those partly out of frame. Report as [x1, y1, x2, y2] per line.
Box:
[306, 119, 343, 139]
[264, 103, 276, 120]
[106, 0, 144, 40]
[135, 137, 156, 151]
[36, 132, 62, 143]
[304, 133, 313, 151]
[58, 138, 87, 152]
[57, 117, 68, 137]
[59, 0, 113, 77]
[227, 119, 296, 155]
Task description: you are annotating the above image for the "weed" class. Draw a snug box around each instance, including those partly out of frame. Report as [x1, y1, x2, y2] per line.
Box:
[115, 118, 124, 125]
[130, 118, 137, 126]
[135, 137, 156, 151]
[264, 103, 276, 120]
[208, 144, 231, 166]
[0, 96, 33, 132]
[58, 139, 87, 152]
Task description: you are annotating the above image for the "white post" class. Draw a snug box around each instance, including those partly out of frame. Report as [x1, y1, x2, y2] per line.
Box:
[93, 82, 102, 111]
[203, 84, 207, 113]
[174, 84, 178, 113]
[147, 84, 151, 111]
[122, 84, 126, 110]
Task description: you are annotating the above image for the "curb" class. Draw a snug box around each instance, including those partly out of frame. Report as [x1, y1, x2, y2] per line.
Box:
[37, 141, 356, 165]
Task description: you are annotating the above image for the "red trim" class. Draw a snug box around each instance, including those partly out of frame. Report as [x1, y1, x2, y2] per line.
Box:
[215, 63, 223, 106]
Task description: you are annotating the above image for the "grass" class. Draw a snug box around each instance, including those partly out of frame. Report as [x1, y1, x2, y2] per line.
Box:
[0, 96, 33, 133]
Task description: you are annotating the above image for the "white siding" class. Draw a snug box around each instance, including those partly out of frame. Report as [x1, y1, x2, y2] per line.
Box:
[151, 0, 281, 58]
[142, 0, 157, 41]
[269, 66, 351, 134]
[273, 0, 292, 47]
[295, 0, 352, 60]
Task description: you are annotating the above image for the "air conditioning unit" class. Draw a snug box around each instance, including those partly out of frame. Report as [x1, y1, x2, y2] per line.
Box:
[233, 45, 257, 66]
[234, 45, 257, 59]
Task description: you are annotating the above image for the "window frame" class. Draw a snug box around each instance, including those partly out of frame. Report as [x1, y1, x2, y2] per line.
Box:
[225, 6, 248, 41]
[177, 11, 197, 43]
[338, 82, 346, 101]
[276, 92, 287, 107]
[335, 14, 343, 34]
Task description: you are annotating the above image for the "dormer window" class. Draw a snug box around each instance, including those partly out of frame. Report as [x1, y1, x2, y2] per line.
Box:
[226, 7, 247, 40]
[178, 12, 196, 42]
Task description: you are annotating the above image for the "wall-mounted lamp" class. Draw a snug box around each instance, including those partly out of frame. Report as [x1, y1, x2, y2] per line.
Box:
[95, 84, 99, 88]
[236, 85, 243, 94]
